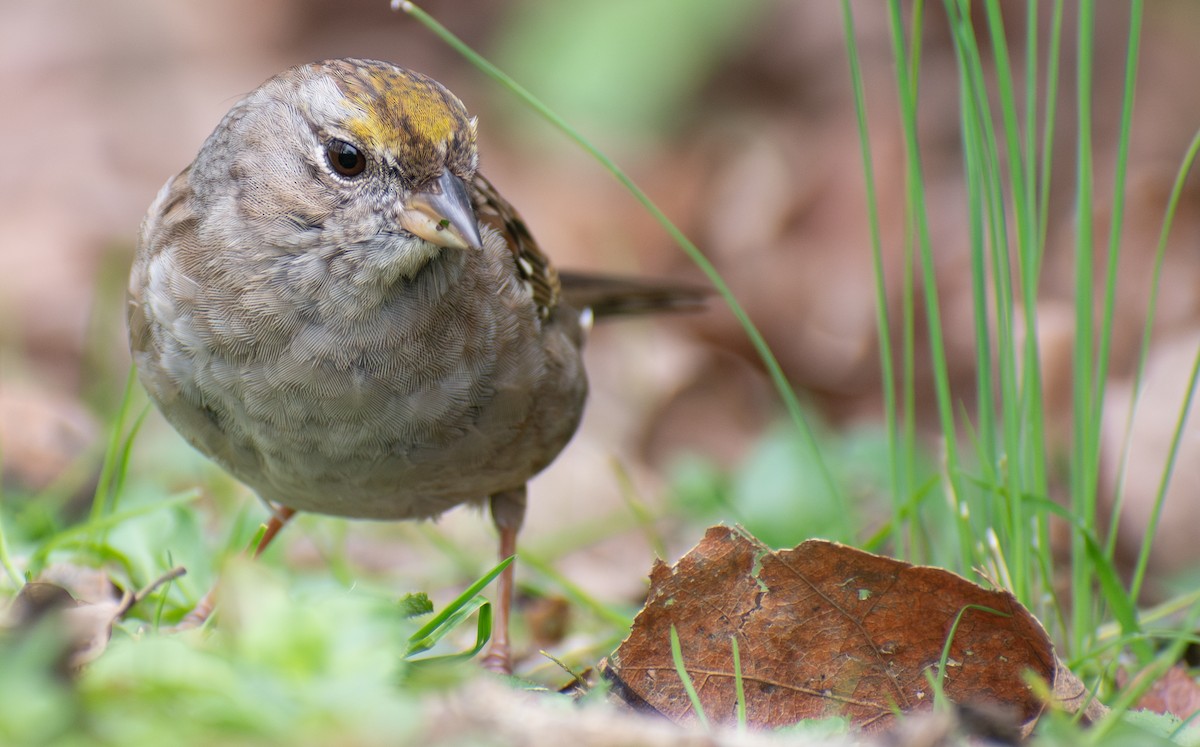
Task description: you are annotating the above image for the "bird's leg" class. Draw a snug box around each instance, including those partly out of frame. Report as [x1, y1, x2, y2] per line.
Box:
[173, 504, 298, 629]
[253, 505, 298, 557]
[482, 486, 526, 674]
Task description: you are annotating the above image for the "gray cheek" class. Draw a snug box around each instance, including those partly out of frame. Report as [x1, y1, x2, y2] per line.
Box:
[219, 126, 340, 246]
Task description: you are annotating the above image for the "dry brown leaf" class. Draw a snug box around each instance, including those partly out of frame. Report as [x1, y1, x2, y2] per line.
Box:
[1052, 657, 1110, 725]
[4, 566, 186, 675]
[606, 526, 1055, 733]
[1127, 664, 1200, 720]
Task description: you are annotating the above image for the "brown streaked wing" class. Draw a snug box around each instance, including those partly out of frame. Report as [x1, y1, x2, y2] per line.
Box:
[470, 172, 561, 319]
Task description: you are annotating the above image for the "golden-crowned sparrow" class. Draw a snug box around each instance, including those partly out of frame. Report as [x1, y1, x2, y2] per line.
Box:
[128, 58, 700, 671]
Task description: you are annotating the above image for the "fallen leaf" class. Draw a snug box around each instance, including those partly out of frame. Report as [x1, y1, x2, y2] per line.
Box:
[605, 526, 1055, 732]
[4, 566, 186, 675]
[1124, 664, 1200, 720]
[1052, 657, 1110, 725]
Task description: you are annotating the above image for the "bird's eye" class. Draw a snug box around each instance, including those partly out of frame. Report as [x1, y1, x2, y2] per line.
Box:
[326, 140, 366, 177]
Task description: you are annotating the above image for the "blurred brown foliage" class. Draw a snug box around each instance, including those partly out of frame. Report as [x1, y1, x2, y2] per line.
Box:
[3, 1, 1200, 586]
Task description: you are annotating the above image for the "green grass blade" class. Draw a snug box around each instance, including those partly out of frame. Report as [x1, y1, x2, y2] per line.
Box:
[935, 604, 1011, 698]
[731, 635, 746, 730]
[1091, 0, 1143, 426]
[1069, 0, 1098, 656]
[841, 0, 903, 551]
[885, 0, 968, 569]
[0, 445, 19, 586]
[405, 554, 513, 653]
[519, 549, 632, 630]
[1127, 344, 1200, 606]
[669, 625, 710, 730]
[1106, 129, 1200, 560]
[31, 489, 201, 569]
[89, 368, 140, 523]
[406, 597, 490, 662]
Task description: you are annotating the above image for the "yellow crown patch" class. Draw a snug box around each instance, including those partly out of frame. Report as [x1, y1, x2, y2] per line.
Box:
[335, 61, 473, 173]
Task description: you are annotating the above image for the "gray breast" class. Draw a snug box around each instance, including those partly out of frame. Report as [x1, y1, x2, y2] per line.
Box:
[138, 229, 587, 520]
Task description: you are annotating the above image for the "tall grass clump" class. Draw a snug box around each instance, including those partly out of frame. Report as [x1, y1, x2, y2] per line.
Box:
[842, 0, 1200, 711]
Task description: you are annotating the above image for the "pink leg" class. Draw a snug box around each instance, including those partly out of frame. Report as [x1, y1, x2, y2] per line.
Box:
[253, 506, 297, 558]
[174, 505, 297, 629]
[481, 487, 526, 674]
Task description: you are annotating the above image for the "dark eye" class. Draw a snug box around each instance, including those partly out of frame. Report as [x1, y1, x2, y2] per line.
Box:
[326, 140, 366, 177]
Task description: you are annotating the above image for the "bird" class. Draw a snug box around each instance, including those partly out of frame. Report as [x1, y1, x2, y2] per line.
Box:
[127, 57, 704, 672]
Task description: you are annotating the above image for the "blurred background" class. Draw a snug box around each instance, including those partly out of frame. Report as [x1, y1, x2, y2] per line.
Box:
[3, 0, 1200, 605]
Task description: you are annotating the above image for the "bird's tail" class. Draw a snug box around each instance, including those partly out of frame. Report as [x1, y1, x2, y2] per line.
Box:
[558, 271, 710, 320]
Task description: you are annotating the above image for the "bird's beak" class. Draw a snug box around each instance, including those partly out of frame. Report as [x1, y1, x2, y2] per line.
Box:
[398, 171, 483, 251]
